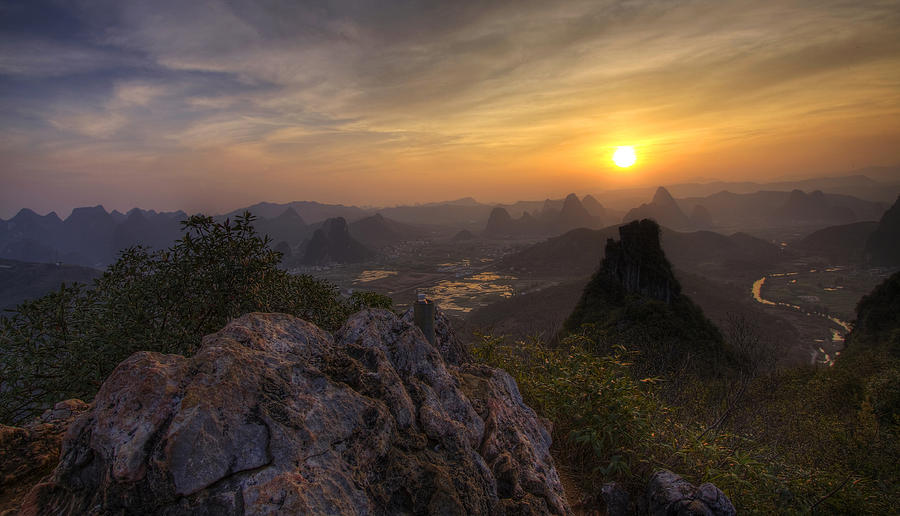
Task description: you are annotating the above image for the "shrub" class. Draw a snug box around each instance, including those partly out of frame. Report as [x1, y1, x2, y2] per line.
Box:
[472, 333, 898, 513]
[0, 213, 389, 424]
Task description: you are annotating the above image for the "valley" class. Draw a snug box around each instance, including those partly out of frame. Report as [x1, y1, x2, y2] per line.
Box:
[292, 216, 898, 369]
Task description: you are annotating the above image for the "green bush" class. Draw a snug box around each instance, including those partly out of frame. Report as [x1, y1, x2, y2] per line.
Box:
[0, 213, 391, 424]
[473, 333, 898, 514]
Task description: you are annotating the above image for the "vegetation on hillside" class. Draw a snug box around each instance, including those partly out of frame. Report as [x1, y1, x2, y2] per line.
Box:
[474, 272, 899, 514]
[564, 220, 739, 381]
[0, 213, 391, 425]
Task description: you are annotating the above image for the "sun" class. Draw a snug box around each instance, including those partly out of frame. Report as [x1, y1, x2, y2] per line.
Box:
[612, 146, 637, 168]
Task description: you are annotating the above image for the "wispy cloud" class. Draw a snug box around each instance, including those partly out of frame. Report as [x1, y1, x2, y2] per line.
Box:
[1, 0, 899, 216]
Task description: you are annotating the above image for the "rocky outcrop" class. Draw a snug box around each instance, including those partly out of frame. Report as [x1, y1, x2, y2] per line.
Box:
[19, 310, 569, 515]
[646, 470, 735, 516]
[400, 306, 472, 366]
[603, 219, 679, 304]
[564, 219, 733, 377]
[0, 400, 89, 515]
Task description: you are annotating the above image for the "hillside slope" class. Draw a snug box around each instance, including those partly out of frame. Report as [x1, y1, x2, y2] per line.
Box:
[564, 220, 737, 377]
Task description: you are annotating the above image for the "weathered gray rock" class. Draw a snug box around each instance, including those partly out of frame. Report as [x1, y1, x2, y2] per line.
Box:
[19, 310, 569, 515]
[401, 306, 472, 366]
[647, 469, 735, 516]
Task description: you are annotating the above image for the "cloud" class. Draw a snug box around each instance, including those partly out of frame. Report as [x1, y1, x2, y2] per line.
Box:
[1, 0, 899, 216]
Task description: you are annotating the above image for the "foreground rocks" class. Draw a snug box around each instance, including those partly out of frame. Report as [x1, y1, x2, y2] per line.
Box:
[646, 470, 736, 516]
[18, 309, 570, 515]
[0, 400, 89, 515]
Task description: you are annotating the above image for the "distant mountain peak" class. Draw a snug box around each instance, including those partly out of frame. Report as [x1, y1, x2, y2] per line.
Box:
[68, 205, 109, 218]
[125, 209, 148, 222]
[623, 187, 691, 229]
[488, 206, 513, 222]
[559, 193, 590, 217]
[484, 207, 515, 236]
[581, 195, 606, 219]
[301, 216, 372, 265]
[276, 206, 305, 224]
[322, 216, 349, 235]
[12, 208, 39, 220]
[652, 186, 676, 205]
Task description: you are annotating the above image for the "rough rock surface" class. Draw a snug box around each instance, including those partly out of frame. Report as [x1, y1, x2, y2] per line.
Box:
[401, 306, 471, 366]
[603, 219, 679, 304]
[0, 400, 89, 515]
[600, 481, 630, 516]
[19, 310, 569, 515]
[646, 470, 736, 516]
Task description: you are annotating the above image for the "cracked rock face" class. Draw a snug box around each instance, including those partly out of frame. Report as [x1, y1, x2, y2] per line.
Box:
[19, 310, 570, 515]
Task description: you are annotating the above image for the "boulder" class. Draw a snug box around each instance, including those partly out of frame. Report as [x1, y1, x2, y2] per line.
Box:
[0, 399, 89, 515]
[19, 310, 570, 515]
[401, 306, 472, 366]
[647, 469, 735, 516]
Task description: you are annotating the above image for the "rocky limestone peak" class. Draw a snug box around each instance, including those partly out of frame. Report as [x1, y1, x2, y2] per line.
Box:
[301, 217, 372, 265]
[485, 207, 515, 235]
[652, 186, 677, 206]
[488, 206, 513, 224]
[581, 195, 606, 218]
[17, 310, 571, 515]
[557, 193, 595, 232]
[603, 219, 680, 304]
[623, 187, 691, 230]
[321, 215, 350, 236]
[560, 194, 588, 217]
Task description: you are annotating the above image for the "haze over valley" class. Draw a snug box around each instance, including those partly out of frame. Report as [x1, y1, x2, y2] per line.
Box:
[5, 171, 899, 368]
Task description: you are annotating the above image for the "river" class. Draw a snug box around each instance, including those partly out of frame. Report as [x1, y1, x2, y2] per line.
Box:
[751, 268, 852, 366]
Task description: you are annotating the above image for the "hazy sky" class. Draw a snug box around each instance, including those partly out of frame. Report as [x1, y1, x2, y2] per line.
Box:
[2, 0, 899, 218]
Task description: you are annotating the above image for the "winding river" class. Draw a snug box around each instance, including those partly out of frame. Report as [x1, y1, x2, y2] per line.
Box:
[751, 268, 852, 366]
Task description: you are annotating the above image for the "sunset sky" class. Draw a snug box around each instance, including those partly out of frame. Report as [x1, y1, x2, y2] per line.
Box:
[2, 0, 899, 218]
